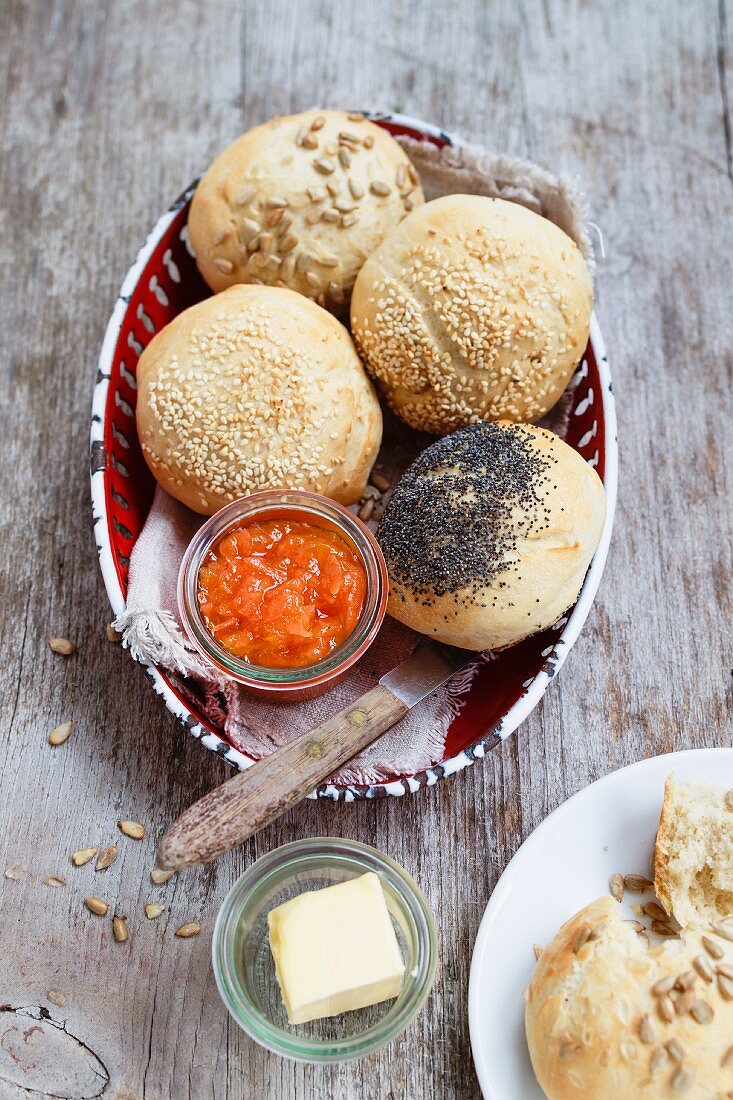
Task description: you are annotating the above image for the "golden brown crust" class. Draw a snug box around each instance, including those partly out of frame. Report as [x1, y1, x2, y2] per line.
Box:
[136, 284, 382, 513]
[379, 422, 606, 651]
[525, 896, 733, 1099]
[350, 194, 593, 432]
[188, 110, 424, 312]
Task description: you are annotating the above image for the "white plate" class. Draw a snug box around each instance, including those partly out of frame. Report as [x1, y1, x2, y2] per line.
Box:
[467, 748, 733, 1099]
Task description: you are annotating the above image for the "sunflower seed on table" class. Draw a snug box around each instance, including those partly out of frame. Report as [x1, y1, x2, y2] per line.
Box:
[49, 721, 72, 746]
[145, 903, 166, 920]
[49, 637, 75, 655]
[47, 990, 66, 1007]
[150, 867, 175, 885]
[71, 847, 97, 866]
[624, 919, 645, 933]
[43, 875, 66, 887]
[609, 873, 624, 902]
[105, 624, 122, 642]
[651, 919, 676, 937]
[95, 845, 118, 871]
[84, 897, 109, 916]
[118, 820, 145, 840]
[643, 901, 668, 920]
[4, 863, 25, 881]
[175, 922, 201, 938]
[623, 873, 653, 891]
[112, 915, 128, 943]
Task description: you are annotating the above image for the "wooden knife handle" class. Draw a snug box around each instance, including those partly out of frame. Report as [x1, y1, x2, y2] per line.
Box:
[156, 684, 408, 871]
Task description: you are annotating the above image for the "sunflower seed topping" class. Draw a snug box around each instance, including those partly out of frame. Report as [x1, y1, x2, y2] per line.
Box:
[690, 998, 714, 1023]
[333, 197, 357, 213]
[572, 925, 592, 953]
[280, 254, 296, 280]
[650, 1045, 667, 1072]
[722, 1045, 733, 1067]
[652, 975, 676, 997]
[234, 185, 257, 207]
[609, 873, 624, 902]
[623, 873, 652, 891]
[675, 971, 697, 991]
[341, 212, 358, 228]
[279, 233, 299, 254]
[624, 919, 645, 933]
[348, 178, 365, 199]
[533, 943, 543, 960]
[658, 995, 675, 1022]
[113, 915, 128, 942]
[84, 897, 109, 916]
[692, 954, 714, 981]
[302, 131, 319, 150]
[310, 115, 326, 131]
[712, 921, 733, 942]
[314, 157, 335, 175]
[264, 197, 288, 209]
[318, 254, 340, 267]
[338, 148, 352, 169]
[213, 258, 233, 274]
[703, 934, 725, 959]
[295, 124, 309, 146]
[49, 721, 72, 746]
[307, 186, 327, 202]
[719, 974, 733, 1000]
[370, 180, 391, 196]
[666, 1038, 685, 1062]
[95, 845, 118, 871]
[72, 847, 97, 866]
[675, 989, 696, 1015]
[322, 208, 340, 223]
[671, 1066, 694, 1092]
[266, 207, 285, 227]
[724, 790, 733, 811]
[175, 922, 201, 938]
[363, 134, 374, 148]
[408, 162, 419, 185]
[638, 1014, 656, 1044]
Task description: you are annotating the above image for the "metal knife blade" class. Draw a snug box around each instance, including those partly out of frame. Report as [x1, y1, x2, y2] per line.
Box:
[380, 639, 474, 709]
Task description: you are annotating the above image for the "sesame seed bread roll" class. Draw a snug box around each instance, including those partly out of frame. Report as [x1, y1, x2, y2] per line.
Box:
[654, 776, 733, 929]
[378, 422, 605, 651]
[188, 110, 423, 312]
[525, 895, 733, 1099]
[136, 284, 382, 514]
[350, 194, 593, 433]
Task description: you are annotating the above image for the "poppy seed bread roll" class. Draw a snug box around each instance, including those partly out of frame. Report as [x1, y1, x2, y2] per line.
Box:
[136, 284, 382, 514]
[188, 110, 424, 312]
[525, 895, 733, 1099]
[350, 195, 593, 432]
[378, 422, 605, 650]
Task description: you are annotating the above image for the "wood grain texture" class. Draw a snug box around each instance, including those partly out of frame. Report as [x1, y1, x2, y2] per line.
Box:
[157, 685, 409, 870]
[0, 0, 731, 1097]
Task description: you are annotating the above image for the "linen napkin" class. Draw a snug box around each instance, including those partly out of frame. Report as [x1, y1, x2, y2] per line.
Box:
[114, 134, 592, 784]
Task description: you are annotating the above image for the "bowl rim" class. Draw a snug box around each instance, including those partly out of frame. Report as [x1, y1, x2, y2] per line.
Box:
[90, 110, 618, 800]
[211, 836, 438, 1062]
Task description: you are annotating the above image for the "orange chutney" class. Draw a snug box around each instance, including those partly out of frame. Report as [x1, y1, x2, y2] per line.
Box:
[197, 518, 368, 668]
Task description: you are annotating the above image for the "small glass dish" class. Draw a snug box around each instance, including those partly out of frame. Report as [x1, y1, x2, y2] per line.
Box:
[212, 837, 438, 1063]
[177, 489, 388, 700]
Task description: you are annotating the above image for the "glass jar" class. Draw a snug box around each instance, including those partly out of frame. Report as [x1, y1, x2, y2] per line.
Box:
[177, 490, 388, 700]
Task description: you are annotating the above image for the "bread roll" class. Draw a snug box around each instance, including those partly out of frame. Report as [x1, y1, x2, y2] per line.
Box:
[188, 110, 424, 312]
[655, 776, 733, 928]
[136, 284, 382, 514]
[525, 895, 733, 1099]
[350, 194, 593, 433]
[377, 421, 605, 650]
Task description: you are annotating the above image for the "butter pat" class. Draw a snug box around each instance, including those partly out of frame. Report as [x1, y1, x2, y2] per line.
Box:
[267, 871, 405, 1025]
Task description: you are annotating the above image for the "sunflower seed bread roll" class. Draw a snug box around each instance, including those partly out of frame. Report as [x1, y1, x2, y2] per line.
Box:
[188, 110, 424, 312]
[136, 284, 382, 514]
[377, 421, 605, 651]
[350, 194, 593, 432]
[654, 776, 733, 928]
[524, 895, 733, 1099]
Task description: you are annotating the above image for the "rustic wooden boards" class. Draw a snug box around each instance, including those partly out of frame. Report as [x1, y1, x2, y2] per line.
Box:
[0, 0, 731, 1096]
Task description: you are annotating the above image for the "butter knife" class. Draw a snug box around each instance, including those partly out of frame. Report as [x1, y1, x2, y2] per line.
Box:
[156, 640, 471, 870]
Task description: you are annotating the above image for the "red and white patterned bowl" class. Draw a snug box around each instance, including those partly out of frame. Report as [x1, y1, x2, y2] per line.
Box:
[90, 113, 617, 800]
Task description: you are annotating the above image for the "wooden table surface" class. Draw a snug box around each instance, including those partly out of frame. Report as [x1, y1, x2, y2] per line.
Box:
[1, 1, 731, 1097]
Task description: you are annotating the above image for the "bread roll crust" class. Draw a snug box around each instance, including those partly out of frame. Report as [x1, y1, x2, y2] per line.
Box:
[350, 194, 593, 432]
[136, 284, 382, 514]
[378, 422, 605, 651]
[188, 110, 424, 311]
[525, 895, 733, 1099]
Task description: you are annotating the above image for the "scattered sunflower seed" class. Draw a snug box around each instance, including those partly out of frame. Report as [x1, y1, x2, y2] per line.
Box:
[693, 954, 714, 982]
[407, 163, 419, 185]
[265, 196, 288, 209]
[718, 961, 733, 980]
[145, 903, 166, 920]
[637, 930, 650, 948]
[118, 820, 145, 840]
[47, 989, 66, 1007]
[348, 178, 365, 200]
[666, 1038, 685, 1062]
[324, 141, 337, 156]
[321, 208, 340, 223]
[313, 157, 335, 175]
[638, 1013, 656, 1044]
[266, 207, 285, 227]
[105, 624, 122, 643]
[674, 989, 696, 1015]
[658, 995, 675, 1022]
[326, 179, 340, 197]
[338, 148, 352, 169]
[175, 922, 201, 938]
[624, 919, 645, 933]
[651, 920, 676, 937]
[4, 863, 25, 881]
[623, 873, 652, 892]
[644, 901, 668, 921]
[304, 270, 320, 288]
[72, 847, 97, 866]
[690, 998, 714, 1023]
[651, 975, 676, 997]
[533, 944, 542, 961]
[95, 845, 118, 871]
[675, 970, 697, 991]
[310, 115, 326, 131]
[302, 132, 319, 149]
[295, 124, 309, 147]
[280, 254, 296, 280]
[370, 180, 391, 197]
[84, 897, 109, 916]
[150, 868, 175, 885]
[49, 721, 72, 746]
[42, 875, 66, 888]
[279, 233, 299, 254]
[112, 915, 128, 943]
[609, 873, 624, 902]
[49, 637, 75, 655]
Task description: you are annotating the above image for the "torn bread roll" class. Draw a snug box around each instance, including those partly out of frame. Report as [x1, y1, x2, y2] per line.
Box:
[351, 194, 593, 432]
[377, 421, 605, 650]
[655, 776, 733, 928]
[136, 284, 382, 514]
[188, 110, 424, 312]
[525, 895, 733, 1099]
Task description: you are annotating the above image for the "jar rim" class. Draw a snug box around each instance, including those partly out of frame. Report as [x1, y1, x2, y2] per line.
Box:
[211, 837, 438, 1062]
[177, 490, 388, 689]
